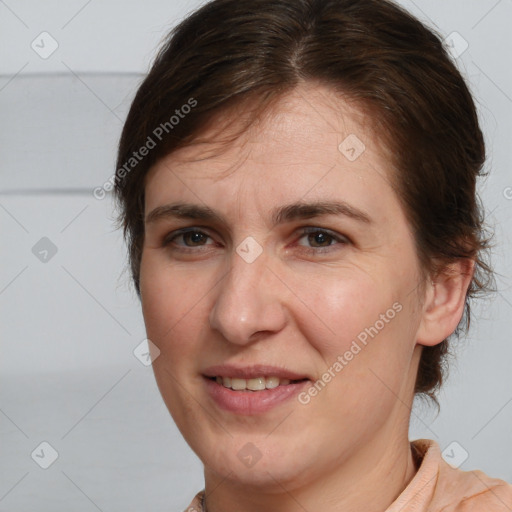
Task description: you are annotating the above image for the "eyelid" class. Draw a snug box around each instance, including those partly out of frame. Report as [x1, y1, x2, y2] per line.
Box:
[297, 226, 349, 242]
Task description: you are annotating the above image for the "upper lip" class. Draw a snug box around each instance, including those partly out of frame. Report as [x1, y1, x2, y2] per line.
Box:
[202, 364, 310, 381]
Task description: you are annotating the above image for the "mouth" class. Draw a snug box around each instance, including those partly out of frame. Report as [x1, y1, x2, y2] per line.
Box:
[207, 375, 309, 391]
[202, 365, 311, 414]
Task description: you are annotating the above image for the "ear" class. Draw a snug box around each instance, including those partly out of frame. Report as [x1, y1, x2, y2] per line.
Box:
[416, 259, 475, 347]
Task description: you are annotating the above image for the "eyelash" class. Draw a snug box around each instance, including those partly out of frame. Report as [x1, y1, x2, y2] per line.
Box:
[162, 227, 349, 254]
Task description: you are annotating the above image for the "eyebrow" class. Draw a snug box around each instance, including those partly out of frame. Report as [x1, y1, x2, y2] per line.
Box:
[145, 200, 373, 227]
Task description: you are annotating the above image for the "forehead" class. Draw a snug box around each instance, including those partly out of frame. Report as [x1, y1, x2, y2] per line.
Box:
[144, 85, 398, 219]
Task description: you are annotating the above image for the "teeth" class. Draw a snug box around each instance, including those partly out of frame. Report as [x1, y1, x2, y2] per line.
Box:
[247, 377, 265, 391]
[265, 376, 280, 389]
[231, 378, 247, 390]
[214, 376, 296, 391]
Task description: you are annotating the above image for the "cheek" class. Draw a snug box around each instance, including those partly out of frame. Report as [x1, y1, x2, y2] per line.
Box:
[287, 267, 399, 357]
[140, 259, 209, 422]
[139, 260, 197, 370]
[288, 264, 419, 404]
[140, 253, 212, 339]
[295, 273, 417, 430]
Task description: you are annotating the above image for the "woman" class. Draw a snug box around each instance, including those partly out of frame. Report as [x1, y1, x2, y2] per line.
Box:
[113, 0, 512, 510]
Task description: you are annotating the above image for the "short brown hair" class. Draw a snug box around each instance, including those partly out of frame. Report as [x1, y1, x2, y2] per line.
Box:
[113, 0, 494, 406]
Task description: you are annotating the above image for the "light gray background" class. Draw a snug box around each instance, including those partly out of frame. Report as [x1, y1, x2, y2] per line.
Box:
[1, 1, 511, 511]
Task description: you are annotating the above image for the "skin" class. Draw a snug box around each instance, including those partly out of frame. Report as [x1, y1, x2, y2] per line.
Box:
[139, 83, 473, 512]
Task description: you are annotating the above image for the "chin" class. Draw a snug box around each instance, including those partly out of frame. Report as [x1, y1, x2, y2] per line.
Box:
[199, 436, 315, 491]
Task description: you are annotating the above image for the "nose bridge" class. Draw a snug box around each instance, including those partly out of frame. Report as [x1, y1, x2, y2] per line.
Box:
[209, 248, 286, 345]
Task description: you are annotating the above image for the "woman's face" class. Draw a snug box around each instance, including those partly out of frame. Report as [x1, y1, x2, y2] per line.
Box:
[140, 84, 427, 490]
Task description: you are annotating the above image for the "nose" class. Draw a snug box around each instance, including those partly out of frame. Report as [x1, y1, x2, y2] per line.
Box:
[209, 250, 288, 346]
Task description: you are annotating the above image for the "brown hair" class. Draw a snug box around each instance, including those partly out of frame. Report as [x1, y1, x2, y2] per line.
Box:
[113, 0, 494, 407]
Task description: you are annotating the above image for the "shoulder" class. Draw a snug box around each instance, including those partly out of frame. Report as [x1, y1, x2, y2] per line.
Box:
[438, 468, 512, 511]
[414, 439, 512, 512]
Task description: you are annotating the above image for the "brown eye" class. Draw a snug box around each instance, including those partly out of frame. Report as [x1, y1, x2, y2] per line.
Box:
[181, 231, 209, 246]
[296, 228, 348, 251]
[163, 229, 214, 248]
[306, 231, 334, 247]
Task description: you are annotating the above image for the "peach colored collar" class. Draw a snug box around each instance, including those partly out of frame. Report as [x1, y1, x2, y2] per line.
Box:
[385, 439, 440, 511]
[387, 438, 512, 512]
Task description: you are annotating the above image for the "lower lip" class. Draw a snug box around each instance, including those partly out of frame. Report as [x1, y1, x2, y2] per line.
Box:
[203, 377, 310, 415]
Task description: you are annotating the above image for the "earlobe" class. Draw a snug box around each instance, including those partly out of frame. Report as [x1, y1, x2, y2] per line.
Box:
[416, 259, 475, 347]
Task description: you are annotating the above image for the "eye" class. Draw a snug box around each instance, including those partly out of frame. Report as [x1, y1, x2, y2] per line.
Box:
[296, 227, 349, 252]
[163, 228, 216, 249]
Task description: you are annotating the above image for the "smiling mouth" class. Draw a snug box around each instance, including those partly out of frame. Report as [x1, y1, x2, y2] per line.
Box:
[208, 376, 308, 391]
